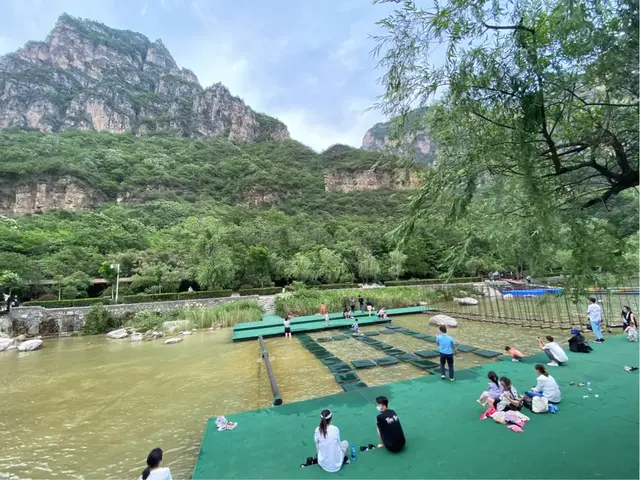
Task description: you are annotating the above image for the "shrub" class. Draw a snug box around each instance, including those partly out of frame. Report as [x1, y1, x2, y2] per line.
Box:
[315, 283, 361, 290]
[237, 287, 282, 296]
[182, 300, 263, 328]
[23, 298, 112, 308]
[125, 311, 171, 332]
[384, 277, 481, 286]
[275, 287, 435, 317]
[121, 289, 232, 303]
[83, 304, 118, 335]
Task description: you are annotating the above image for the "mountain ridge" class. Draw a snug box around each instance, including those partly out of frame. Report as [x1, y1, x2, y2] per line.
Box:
[0, 14, 289, 142]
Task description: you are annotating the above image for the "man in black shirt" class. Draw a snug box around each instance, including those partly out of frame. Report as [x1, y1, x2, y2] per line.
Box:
[375, 396, 405, 453]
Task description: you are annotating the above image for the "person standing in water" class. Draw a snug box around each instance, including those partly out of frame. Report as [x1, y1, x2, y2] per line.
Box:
[587, 297, 604, 342]
[436, 325, 456, 381]
[139, 448, 172, 480]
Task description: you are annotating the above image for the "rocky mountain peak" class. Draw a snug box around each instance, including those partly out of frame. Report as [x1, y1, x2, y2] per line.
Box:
[0, 14, 289, 141]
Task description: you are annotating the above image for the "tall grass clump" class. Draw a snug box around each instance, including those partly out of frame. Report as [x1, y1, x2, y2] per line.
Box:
[276, 287, 435, 317]
[182, 300, 263, 328]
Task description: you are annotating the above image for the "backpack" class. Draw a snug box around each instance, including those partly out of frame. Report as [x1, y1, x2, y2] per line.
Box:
[532, 396, 549, 413]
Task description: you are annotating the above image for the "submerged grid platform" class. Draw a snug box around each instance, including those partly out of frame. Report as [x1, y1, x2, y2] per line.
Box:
[193, 335, 639, 479]
[231, 306, 436, 341]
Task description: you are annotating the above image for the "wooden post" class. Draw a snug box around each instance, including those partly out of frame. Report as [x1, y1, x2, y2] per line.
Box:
[258, 336, 282, 406]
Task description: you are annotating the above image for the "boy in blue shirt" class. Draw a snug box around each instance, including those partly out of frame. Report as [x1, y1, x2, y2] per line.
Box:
[436, 325, 456, 381]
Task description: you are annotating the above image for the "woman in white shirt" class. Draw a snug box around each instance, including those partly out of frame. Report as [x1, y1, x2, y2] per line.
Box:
[526, 364, 562, 403]
[314, 409, 349, 473]
[139, 448, 172, 480]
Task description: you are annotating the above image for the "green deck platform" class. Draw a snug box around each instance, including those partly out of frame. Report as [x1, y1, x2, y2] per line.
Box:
[193, 335, 639, 479]
[232, 306, 435, 341]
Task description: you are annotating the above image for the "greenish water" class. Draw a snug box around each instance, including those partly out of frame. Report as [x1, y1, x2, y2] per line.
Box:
[0, 304, 625, 479]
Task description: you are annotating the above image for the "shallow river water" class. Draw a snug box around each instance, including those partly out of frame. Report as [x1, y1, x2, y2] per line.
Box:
[0, 307, 626, 479]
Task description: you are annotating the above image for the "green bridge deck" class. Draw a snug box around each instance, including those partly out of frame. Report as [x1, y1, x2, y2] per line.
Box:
[193, 335, 639, 479]
[231, 306, 435, 341]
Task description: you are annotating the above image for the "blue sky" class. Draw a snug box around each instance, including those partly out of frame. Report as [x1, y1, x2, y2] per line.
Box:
[0, 0, 402, 151]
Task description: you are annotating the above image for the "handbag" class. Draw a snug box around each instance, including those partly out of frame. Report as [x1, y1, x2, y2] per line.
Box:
[532, 396, 549, 413]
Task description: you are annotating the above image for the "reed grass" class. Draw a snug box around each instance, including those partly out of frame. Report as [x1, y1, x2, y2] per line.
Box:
[181, 301, 263, 328]
[275, 287, 439, 316]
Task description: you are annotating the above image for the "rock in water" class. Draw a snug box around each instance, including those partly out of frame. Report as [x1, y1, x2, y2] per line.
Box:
[180, 330, 193, 336]
[164, 337, 182, 345]
[454, 297, 479, 306]
[106, 328, 128, 339]
[130, 332, 143, 342]
[17, 339, 43, 351]
[0, 338, 15, 352]
[15, 334, 26, 341]
[429, 314, 458, 327]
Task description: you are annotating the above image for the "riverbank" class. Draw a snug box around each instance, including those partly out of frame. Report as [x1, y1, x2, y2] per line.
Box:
[193, 334, 639, 479]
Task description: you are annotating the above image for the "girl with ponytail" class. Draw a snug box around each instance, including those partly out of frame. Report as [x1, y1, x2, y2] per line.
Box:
[313, 409, 349, 473]
[139, 448, 172, 480]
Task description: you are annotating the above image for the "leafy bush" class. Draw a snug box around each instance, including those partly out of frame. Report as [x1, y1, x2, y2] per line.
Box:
[124, 311, 169, 332]
[275, 287, 434, 317]
[83, 303, 118, 335]
[121, 290, 232, 303]
[23, 298, 112, 308]
[237, 287, 282, 296]
[182, 300, 263, 328]
[315, 283, 361, 290]
[384, 277, 481, 286]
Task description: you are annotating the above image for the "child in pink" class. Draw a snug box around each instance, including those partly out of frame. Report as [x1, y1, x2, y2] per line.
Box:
[624, 320, 637, 342]
[477, 371, 503, 406]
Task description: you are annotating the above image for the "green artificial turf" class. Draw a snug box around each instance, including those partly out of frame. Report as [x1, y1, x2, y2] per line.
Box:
[194, 335, 639, 479]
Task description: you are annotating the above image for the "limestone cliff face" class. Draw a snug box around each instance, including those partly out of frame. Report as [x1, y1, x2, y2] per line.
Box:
[0, 176, 105, 215]
[361, 107, 435, 165]
[324, 170, 420, 193]
[0, 14, 289, 141]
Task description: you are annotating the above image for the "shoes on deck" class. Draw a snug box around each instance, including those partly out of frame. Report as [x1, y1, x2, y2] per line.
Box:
[441, 375, 446, 379]
[547, 361, 559, 367]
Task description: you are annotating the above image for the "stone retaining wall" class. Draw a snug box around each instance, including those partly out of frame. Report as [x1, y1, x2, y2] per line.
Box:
[5, 295, 266, 336]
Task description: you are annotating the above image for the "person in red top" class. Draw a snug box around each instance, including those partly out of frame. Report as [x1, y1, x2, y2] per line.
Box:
[320, 303, 329, 324]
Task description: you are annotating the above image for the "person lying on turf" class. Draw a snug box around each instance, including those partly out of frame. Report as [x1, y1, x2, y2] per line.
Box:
[374, 396, 405, 452]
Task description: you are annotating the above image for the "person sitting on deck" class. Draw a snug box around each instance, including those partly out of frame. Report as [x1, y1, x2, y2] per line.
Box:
[524, 364, 562, 404]
[537, 336, 568, 367]
[314, 409, 349, 473]
[139, 448, 172, 480]
[487, 376, 522, 412]
[352, 319, 359, 335]
[477, 371, 503, 406]
[505, 345, 524, 362]
[377, 308, 388, 319]
[568, 329, 592, 353]
[343, 308, 353, 320]
[374, 396, 405, 452]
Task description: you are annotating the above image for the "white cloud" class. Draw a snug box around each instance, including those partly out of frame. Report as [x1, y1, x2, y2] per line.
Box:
[140, 0, 148, 16]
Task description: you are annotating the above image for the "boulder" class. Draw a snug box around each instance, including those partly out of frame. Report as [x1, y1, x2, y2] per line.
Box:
[0, 331, 9, 339]
[130, 332, 143, 342]
[164, 337, 183, 345]
[143, 330, 163, 341]
[15, 334, 26, 341]
[6, 345, 17, 351]
[162, 320, 189, 333]
[106, 328, 129, 339]
[180, 330, 193, 336]
[17, 339, 43, 352]
[0, 338, 15, 352]
[429, 314, 458, 327]
[454, 297, 479, 306]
